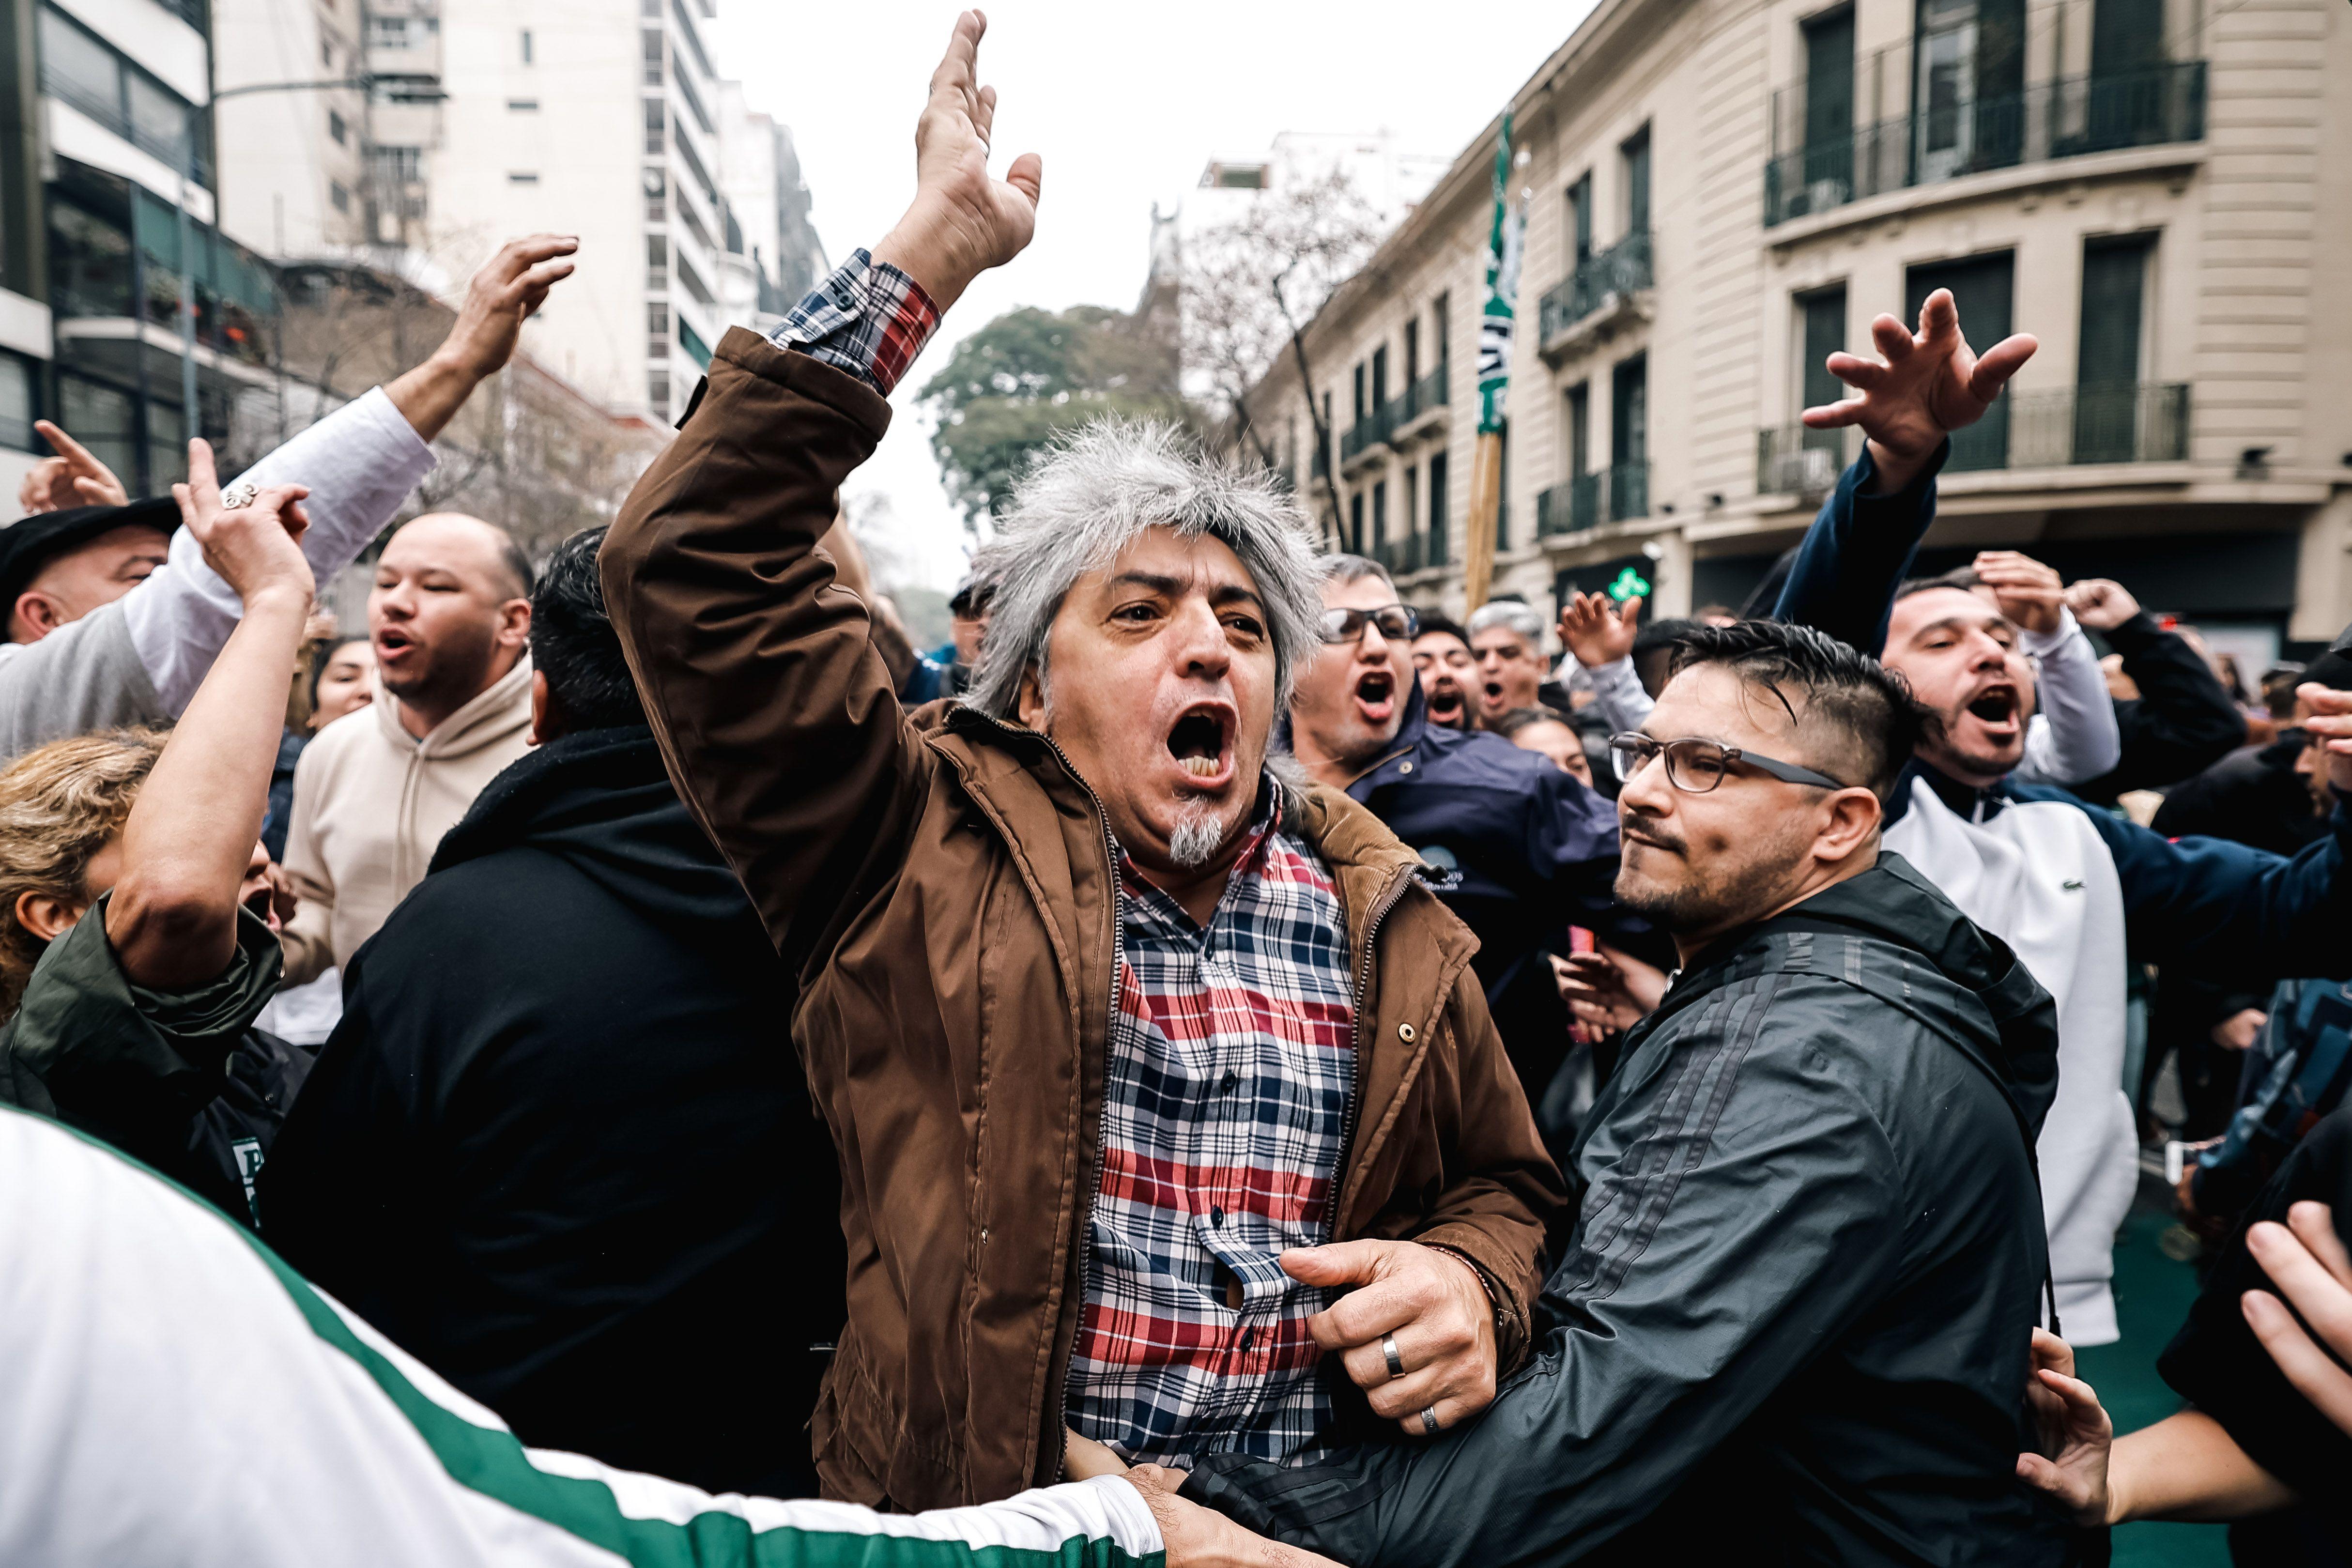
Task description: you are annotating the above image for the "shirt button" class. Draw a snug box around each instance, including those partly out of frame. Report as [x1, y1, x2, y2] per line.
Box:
[1239, 1327, 1255, 1351]
[1399, 1022, 1417, 1043]
[1221, 1070, 1239, 1092]
[1399, 760, 1414, 774]
[1211, 1206, 1225, 1228]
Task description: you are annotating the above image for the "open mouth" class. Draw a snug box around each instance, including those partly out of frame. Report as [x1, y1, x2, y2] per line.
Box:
[1166, 703, 1235, 783]
[1482, 679, 1505, 706]
[1965, 685, 2020, 730]
[376, 628, 415, 660]
[1426, 680, 1464, 720]
[1354, 669, 1397, 724]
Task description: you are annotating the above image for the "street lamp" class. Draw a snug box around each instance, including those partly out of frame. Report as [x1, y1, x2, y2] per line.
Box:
[175, 73, 448, 453]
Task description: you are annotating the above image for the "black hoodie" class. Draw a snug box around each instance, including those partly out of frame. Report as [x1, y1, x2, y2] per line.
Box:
[1186, 854, 2084, 1567]
[260, 726, 843, 1498]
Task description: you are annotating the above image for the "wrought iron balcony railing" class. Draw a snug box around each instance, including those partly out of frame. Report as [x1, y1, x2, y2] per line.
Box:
[1765, 60, 2205, 228]
[1537, 464, 1649, 536]
[1397, 361, 1450, 426]
[1756, 384, 2189, 487]
[1339, 401, 1398, 463]
[1537, 232, 1654, 345]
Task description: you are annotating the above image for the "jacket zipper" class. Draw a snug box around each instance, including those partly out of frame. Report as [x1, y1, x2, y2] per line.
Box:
[949, 713, 1121, 1486]
[1326, 863, 1414, 1245]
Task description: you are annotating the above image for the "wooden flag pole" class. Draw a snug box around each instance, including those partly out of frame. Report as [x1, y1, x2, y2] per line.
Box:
[1462, 430, 1503, 614]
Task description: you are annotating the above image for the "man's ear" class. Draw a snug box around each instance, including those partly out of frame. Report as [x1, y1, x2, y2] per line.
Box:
[1815, 787, 1883, 865]
[528, 669, 553, 746]
[9, 590, 62, 644]
[497, 598, 533, 650]
[14, 887, 86, 944]
[1016, 664, 1047, 732]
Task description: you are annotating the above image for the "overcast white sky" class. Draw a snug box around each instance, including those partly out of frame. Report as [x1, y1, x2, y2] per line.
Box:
[712, 1, 1600, 591]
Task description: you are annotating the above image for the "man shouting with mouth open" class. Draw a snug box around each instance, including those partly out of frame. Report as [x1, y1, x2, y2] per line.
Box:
[601, 11, 1560, 1511]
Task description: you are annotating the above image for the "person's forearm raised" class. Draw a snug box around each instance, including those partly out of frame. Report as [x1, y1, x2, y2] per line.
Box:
[108, 444, 314, 992]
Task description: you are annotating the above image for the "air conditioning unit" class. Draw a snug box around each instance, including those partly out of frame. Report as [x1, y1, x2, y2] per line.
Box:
[1768, 445, 1840, 496]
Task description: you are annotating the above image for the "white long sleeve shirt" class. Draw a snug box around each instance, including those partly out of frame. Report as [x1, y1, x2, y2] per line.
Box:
[0, 1103, 1166, 1568]
[0, 389, 436, 759]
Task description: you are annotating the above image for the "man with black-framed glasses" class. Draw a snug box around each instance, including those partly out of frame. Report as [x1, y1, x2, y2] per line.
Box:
[1188, 618, 2084, 1567]
[1285, 555, 1663, 1105]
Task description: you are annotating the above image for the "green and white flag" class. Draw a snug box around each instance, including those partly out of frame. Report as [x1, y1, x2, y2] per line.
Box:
[1476, 111, 1527, 435]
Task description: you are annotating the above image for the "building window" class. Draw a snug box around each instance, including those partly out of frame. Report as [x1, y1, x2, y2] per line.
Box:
[648, 370, 669, 408]
[1906, 250, 2014, 468]
[643, 166, 666, 222]
[643, 97, 665, 155]
[1403, 466, 1418, 546]
[646, 232, 668, 291]
[0, 353, 34, 451]
[329, 180, 350, 213]
[1428, 450, 1448, 564]
[507, 99, 538, 112]
[1371, 344, 1389, 409]
[320, 38, 332, 66]
[520, 27, 534, 63]
[2075, 233, 2158, 462]
[38, 7, 208, 180]
[1371, 478, 1388, 550]
[1566, 381, 1590, 476]
[508, 172, 539, 184]
[642, 28, 663, 87]
[327, 108, 347, 144]
[365, 14, 410, 48]
[1799, 6, 1856, 195]
[680, 319, 711, 369]
[1352, 361, 1366, 422]
[1349, 491, 1364, 554]
[1620, 126, 1651, 236]
[647, 302, 669, 335]
[370, 144, 423, 184]
[648, 335, 668, 360]
[1567, 172, 1593, 263]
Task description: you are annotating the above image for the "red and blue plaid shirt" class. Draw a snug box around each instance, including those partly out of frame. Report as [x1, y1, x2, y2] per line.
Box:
[780, 258, 1360, 1467]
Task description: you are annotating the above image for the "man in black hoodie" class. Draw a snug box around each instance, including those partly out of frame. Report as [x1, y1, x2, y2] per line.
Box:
[1181, 622, 2076, 1567]
[261, 527, 842, 1498]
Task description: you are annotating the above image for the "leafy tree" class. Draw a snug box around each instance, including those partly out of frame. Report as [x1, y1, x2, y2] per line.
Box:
[920, 304, 1190, 531]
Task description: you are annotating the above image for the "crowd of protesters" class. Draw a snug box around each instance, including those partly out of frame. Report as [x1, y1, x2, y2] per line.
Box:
[0, 15, 2349, 1568]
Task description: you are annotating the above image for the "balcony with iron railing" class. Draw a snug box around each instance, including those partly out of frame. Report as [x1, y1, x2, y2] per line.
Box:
[1372, 534, 1430, 577]
[1755, 383, 2190, 492]
[1537, 232, 1652, 357]
[1536, 464, 1650, 538]
[1392, 361, 1450, 440]
[1339, 400, 1398, 467]
[1765, 59, 2205, 229]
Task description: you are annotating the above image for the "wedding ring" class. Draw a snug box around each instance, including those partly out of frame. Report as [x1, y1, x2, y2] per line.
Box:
[1419, 1406, 1442, 1435]
[219, 481, 258, 509]
[1382, 1332, 1404, 1379]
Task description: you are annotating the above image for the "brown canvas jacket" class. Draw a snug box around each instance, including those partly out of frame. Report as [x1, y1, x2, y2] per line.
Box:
[601, 326, 1567, 1511]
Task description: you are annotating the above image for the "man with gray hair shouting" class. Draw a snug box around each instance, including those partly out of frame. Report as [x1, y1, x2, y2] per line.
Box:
[602, 11, 1560, 1514]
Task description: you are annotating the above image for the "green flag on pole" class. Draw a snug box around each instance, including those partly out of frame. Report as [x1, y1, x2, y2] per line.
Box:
[1476, 111, 1526, 436]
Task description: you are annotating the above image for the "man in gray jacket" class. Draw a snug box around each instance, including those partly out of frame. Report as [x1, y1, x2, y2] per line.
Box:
[0, 235, 577, 760]
[1183, 620, 2076, 1567]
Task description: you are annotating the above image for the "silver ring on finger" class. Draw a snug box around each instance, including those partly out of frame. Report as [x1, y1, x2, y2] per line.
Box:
[1419, 1406, 1442, 1435]
[219, 481, 257, 509]
[1382, 1332, 1404, 1379]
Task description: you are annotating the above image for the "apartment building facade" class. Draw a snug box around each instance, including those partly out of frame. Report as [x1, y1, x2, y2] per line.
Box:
[1247, 0, 2352, 664]
[211, 0, 826, 426]
[0, 0, 283, 496]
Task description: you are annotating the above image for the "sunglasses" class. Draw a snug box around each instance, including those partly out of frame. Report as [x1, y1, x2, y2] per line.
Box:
[1608, 733, 1846, 793]
[1319, 604, 1419, 644]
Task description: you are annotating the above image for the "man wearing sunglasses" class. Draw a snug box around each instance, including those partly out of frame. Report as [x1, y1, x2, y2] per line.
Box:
[1186, 617, 2080, 1567]
[1287, 556, 1658, 1107]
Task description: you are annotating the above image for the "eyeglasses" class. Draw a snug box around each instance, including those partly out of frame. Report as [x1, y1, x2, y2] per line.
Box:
[1319, 604, 1419, 644]
[1608, 732, 1847, 793]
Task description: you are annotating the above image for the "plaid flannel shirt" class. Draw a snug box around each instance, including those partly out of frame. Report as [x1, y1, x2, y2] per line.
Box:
[1067, 799, 1357, 1467]
[770, 249, 941, 396]
[776, 260, 1360, 1467]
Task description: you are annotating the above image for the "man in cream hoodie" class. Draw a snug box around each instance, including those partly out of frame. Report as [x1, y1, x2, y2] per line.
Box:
[278, 514, 535, 986]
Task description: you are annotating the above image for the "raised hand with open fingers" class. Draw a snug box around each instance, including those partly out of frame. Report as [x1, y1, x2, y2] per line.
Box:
[1558, 590, 1641, 670]
[172, 439, 313, 611]
[439, 234, 580, 382]
[1802, 289, 2037, 492]
[18, 419, 130, 515]
[874, 10, 1042, 311]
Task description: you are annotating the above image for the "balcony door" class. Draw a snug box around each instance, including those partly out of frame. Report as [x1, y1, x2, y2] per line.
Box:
[2087, 0, 2167, 150]
[1914, 0, 2024, 181]
[1802, 7, 1856, 204]
[1611, 356, 1648, 520]
[1371, 345, 1390, 412]
[1799, 285, 1849, 465]
[1907, 252, 2013, 469]
[2075, 234, 2153, 463]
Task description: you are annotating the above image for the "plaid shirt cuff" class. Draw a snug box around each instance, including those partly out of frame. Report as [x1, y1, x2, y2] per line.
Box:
[768, 248, 941, 397]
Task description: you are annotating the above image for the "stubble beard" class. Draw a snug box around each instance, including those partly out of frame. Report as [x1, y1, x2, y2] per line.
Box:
[1168, 797, 1237, 869]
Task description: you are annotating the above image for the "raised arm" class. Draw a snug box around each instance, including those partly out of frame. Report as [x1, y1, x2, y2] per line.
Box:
[1973, 553, 2121, 786]
[600, 10, 1036, 964]
[106, 444, 314, 991]
[1772, 291, 2037, 653]
[118, 237, 577, 721]
[2070, 582, 2245, 799]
